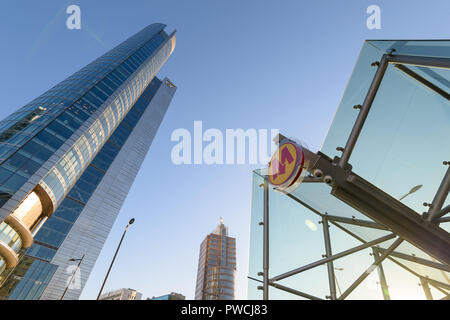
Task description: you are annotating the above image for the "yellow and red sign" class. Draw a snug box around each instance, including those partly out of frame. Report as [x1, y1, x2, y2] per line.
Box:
[268, 141, 304, 190]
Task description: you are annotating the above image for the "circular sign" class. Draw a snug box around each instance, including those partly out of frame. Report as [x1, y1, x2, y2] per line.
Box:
[267, 141, 304, 191]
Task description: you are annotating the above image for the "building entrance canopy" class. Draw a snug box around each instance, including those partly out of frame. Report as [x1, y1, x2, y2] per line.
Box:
[249, 40, 450, 300]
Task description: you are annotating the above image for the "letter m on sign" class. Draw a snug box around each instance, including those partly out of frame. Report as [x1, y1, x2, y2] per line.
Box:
[271, 146, 294, 180]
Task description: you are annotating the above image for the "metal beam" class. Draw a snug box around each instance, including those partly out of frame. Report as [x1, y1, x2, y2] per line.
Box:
[332, 171, 450, 265]
[420, 278, 433, 300]
[322, 215, 337, 299]
[325, 214, 390, 231]
[435, 205, 450, 222]
[387, 54, 450, 69]
[394, 64, 450, 101]
[372, 247, 391, 300]
[427, 278, 450, 291]
[377, 248, 450, 273]
[339, 54, 389, 168]
[248, 276, 323, 300]
[262, 179, 269, 300]
[268, 281, 323, 301]
[270, 233, 395, 282]
[376, 249, 450, 295]
[438, 216, 450, 223]
[331, 220, 450, 296]
[338, 238, 403, 300]
[300, 148, 450, 265]
[428, 166, 450, 222]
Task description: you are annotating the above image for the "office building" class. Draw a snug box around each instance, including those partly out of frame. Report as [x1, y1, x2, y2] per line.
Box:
[99, 288, 142, 300]
[0, 23, 176, 299]
[149, 292, 185, 300]
[195, 218, 236, 300]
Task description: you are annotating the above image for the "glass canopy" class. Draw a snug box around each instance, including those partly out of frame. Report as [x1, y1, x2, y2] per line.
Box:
[248, 40, 450, 300]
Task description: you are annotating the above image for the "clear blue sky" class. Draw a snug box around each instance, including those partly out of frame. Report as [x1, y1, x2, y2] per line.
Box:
[0, 0, 449, 300]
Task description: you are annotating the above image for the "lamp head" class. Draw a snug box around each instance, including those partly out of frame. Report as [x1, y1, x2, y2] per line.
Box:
[129, 218, 135, 225]
[410, 185, 423, 194]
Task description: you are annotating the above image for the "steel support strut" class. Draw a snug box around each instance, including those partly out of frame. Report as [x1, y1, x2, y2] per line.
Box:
[420, 278, 433, 300]
[372, 247, 390, 300]
[271, 233, 395, 282]
[322, 215, 337, 299]
[427, 165, 450, 222]
[338, 238, 403, 300]
[262, 179, 269, 300]
[387, 54, 450, 69]
[338, 54, 389, 168]
[248, 276, 323, 300]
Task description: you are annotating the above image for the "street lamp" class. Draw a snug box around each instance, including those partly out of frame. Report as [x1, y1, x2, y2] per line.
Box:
[96, 218, 135, 300]
[61, 254, 85, 300]
[399, 184, 423, 201]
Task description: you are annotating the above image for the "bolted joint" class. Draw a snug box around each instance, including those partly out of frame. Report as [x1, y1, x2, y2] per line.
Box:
[371, 61, 380, 67]
[443, 161, 450, 166]
[353, 104, 362, 110]
[336, 147, 344, 152]
[257, 272, 264, 277]
[423, 202, 432, 208]
[257, 286, 263, 291]
[323, 175, 333, 185]
[259, 221, 264, 226]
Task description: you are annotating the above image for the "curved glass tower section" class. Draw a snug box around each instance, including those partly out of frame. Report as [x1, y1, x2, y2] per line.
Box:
[0, 23, 176, 299]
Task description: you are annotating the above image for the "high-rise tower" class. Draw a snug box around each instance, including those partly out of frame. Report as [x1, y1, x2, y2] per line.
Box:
[195, 218, 236, 300]
[0, 23, 176, 299]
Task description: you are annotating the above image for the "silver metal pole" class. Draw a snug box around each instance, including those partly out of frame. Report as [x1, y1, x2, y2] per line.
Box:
[372, 247, 390, 300]
[248, 276, 322, 300]
[325, 214, 388, 231]
[271, 233, 395, 282]
[338, 238, 403, 300]
[387, 54, 450, 69]
[338, 54, 389, 168]
[262, 179, 269, 300]
[420, 278, 433, 300]
[322, 215, 337, 300]
[428, 165, 450, 221]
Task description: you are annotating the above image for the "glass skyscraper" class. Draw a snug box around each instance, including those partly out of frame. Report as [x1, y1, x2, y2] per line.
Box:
[195, 219, 236, 300]
[0, 23, 176, 300]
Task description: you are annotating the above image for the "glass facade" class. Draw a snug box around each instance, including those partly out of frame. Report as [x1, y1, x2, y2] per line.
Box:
[0, 23, 172, 208]
[0, 78, 163, 300]
[0, 22, 176, 299]
[248, 40, 450, 300]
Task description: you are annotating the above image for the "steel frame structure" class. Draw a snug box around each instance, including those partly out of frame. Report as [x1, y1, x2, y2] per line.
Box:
[250, 50, 450, 300]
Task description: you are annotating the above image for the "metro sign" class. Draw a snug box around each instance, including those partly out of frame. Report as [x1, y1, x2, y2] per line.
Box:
[267, 141, 304, 191]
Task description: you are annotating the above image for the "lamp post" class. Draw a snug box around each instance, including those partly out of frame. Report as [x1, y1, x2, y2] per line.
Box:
[61, 254, 85, 300]
[334, 267, 343, 296]
[96, 218, 135, 300]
